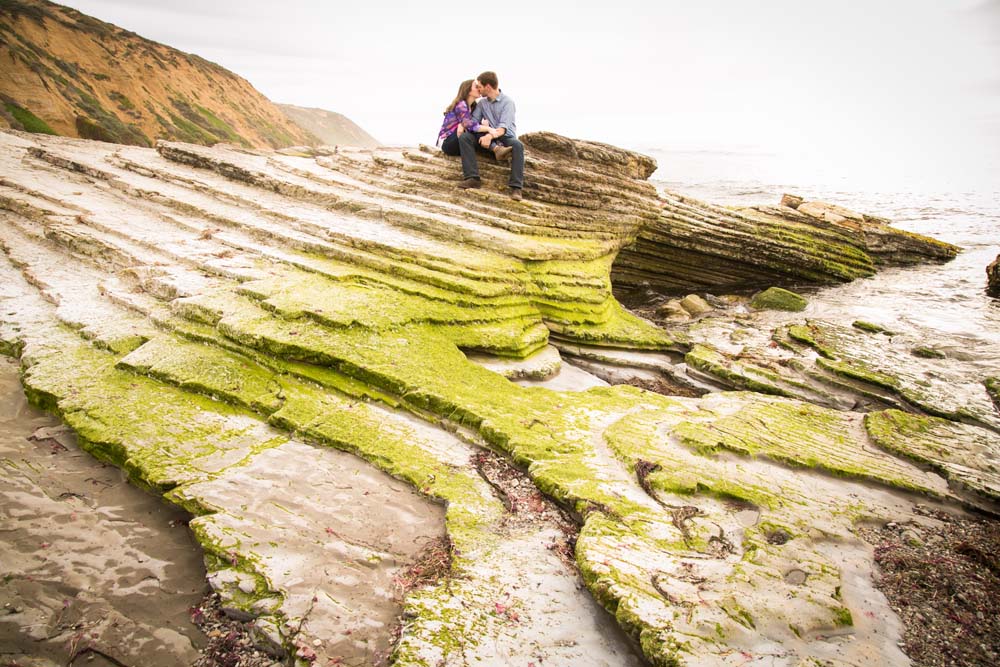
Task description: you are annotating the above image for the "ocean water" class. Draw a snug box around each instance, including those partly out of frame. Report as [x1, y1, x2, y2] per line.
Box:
[636, 146, 1000, 369]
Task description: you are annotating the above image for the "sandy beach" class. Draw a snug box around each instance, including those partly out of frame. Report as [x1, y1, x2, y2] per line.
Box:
[0, 356, 207, 666]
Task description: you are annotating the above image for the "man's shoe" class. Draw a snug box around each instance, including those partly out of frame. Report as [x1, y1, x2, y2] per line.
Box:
[458, 178, 482, 189]
[493, 145, 513, 161]
[510, 188, 523, 201]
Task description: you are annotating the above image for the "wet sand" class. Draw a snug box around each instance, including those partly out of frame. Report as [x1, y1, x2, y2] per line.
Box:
[0, 356, 208, 666]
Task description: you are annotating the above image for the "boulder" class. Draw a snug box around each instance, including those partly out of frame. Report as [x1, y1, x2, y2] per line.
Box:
[780, 193, 803, 209]
[750, 286, 809, 311]
[679, 293, 714, 316]
[656, 299, 690, 321]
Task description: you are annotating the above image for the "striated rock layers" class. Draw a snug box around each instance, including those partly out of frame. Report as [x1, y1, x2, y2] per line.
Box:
[0, 129, 991, 667]
[613, 190, 958, 291]
[0, 0, 315, 148]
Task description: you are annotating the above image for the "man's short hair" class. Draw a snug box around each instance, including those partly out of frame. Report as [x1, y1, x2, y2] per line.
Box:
[477, 71, 499, 89]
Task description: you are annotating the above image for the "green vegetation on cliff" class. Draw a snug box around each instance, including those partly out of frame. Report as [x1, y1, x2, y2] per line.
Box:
[3, 100, 57, 134]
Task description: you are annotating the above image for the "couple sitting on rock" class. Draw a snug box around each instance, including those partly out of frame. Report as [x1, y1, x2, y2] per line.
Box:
[437, 71, 524, 201]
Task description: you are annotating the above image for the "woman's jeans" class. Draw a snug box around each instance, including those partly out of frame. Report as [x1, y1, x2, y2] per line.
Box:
[441, 132, 461, 156]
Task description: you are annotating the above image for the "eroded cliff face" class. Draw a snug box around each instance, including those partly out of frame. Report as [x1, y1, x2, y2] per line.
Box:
[0, 129, 993, 667]
[0, 0, 315, 148]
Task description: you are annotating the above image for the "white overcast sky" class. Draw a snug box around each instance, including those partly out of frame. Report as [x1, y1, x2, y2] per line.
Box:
[60, 0, 1000, 188]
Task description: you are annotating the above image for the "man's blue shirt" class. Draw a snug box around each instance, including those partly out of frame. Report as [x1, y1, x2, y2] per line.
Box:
[472, 92, 517, 139]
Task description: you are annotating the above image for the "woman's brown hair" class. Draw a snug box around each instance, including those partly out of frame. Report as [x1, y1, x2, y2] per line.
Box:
[444, 79, 477, 115]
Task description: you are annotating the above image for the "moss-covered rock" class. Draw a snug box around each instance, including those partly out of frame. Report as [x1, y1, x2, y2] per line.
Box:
[986, 377, 1000, 412]
[911, 345, 946, 359]
[865, 410, 1000, 502]
[750, 286, 809, 312]
[852, 320, 894, 335]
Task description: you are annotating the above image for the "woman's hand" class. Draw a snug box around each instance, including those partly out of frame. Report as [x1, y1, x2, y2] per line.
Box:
[480, 119, 491, 128]
[456, 124, 464, 136]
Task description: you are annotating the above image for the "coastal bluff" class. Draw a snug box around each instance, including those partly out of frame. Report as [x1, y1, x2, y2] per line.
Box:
[0, 0, 315, 148]
[1, 128, 992, 667]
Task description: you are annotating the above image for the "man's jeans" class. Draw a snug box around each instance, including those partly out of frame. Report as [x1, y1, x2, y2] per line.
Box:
[458, 131, 525, 190]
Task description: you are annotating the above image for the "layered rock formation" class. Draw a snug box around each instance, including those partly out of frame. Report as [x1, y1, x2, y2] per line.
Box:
[613, 190, 958, 291]
[278, 104, 380, 148]
[0, 128, 992, 667]
[0, 0, 314, 148]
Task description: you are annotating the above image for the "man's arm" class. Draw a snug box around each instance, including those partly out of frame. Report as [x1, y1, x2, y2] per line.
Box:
[477, 104, 508, 147]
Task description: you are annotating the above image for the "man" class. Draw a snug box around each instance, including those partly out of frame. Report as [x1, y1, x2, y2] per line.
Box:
[457, 71, 525, 201]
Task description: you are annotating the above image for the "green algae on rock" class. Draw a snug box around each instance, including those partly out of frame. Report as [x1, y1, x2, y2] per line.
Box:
[852, 319, 895, 335]
[987, 377, 1000, 412]
[864, 410, 1000, 503]
[786, 320, 1000, 432]
[911, 345, 946, 359]
[750, 286, 808, 312]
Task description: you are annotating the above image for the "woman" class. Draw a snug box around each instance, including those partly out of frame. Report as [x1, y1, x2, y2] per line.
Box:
[438, 79, 489, 156]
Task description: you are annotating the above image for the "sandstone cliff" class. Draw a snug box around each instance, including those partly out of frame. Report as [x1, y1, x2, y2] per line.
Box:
[0, 129, 992, 667]
[278, 103, 380, 148]
[0, 0, 315, 148]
